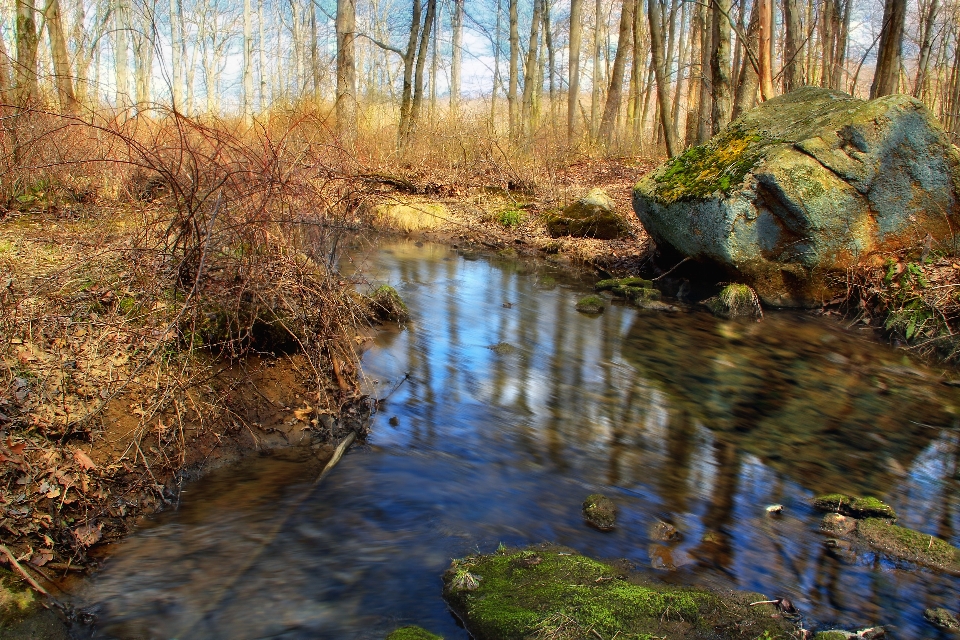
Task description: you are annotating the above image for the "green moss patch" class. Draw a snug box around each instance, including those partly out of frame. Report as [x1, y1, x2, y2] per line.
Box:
[812, 494, 897, 519]
[442, 546, 796, 640]
[856, 518, 960, 571]
[369, 285, 410, 322]
[0, 569, 36, 623]
[651, 125, 767, 204]
[595, 277, 654, 293]
[575, 295, 606, 315]
[385, 625, 443, 640]
[705, 284, 763, 320]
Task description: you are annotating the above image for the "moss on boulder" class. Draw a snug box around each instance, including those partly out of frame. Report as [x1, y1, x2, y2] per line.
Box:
[704, 284, 763, 319]
[633, 87, 960, 307]
[547, 188, 630, 239]
[385, 625, 443, 640]
[812, 493, 897, 519]
[442, 546, 797, 640]
[575, 295, 606, 314]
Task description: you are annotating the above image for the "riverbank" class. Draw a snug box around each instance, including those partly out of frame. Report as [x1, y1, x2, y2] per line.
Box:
[0, 199, 373, 628]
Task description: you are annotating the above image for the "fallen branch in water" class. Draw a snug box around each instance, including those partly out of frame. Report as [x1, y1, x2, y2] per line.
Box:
[0, 544, 50, 596]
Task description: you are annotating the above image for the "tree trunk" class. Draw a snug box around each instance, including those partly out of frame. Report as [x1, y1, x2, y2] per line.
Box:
[649, 0, 678, 155]
[913, 0, 940, 98]
[758, 0, 774, 99]
[132, 3, 154, 109]
[310, 0, 320, 98]
[669, 0, 689, 140]
[696, 0, 713, 143]
[398, 0, 422, 142]
[685, 0, 703, 146]
[169, 0, 183, 108]
[450, 0, 463, 115]
[599, 0, 635, 143]
[492, 0, 502, 125]
[258, 0, 267, 111]
[782, 0, 803, 92]
[710, 0, 732, 134]
[871, 0, 906, 97]
[733, 0, 761, 118]
[830, 0, 851, 90]
[521, 0, 542, 135]
[44, 0, 77, 111]
[542, 0, 556, 120]
[243, 0, 253, 120]
[508, 0, 519, 137]
[410, 0, 436, 135]
[568, 0, 583, 142]
[591, 0, 603, 138]
[336, 0, 358, 146]
[114, 0, 131, 108]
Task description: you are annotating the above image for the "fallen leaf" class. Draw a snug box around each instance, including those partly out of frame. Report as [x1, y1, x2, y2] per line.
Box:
[29, 549, 53, 567]
[7, 438, 25, 455]
[73, 522, 102, 547]
[74, 449, 97, 471]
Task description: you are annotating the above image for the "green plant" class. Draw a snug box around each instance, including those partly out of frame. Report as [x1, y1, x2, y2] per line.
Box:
[497, 209, 524, 227]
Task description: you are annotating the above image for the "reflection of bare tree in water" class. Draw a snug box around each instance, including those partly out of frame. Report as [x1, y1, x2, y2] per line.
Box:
[692, 440, 740, 575]
[658, 408, 694, 515]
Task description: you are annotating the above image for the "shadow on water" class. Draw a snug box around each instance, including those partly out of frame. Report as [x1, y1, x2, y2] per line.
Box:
[72, 239, 960, 639]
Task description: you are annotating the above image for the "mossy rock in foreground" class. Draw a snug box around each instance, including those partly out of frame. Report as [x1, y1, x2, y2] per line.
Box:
[442, 546, 796, 640]
[812, 493, 897, 520]
[385, 625, 443, 640]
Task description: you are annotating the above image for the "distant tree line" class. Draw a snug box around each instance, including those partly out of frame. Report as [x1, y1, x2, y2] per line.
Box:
[3, 0, 960, 155]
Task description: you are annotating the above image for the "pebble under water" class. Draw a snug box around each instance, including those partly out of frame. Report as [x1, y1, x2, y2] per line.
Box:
[71, 240, 960, 639]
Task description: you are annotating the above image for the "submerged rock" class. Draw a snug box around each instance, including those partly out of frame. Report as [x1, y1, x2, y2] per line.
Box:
[704, 284, 763, 319]
[924, 607, 960, 631]
[575, 295, 606, 314]
[820, 513, 856, 536]
[547, 188, 630, 239]
[633, 87, 960, 307]
[442, 546, 797, 640]
[582, 493, 617, 531]
[812, 493, 897, 519]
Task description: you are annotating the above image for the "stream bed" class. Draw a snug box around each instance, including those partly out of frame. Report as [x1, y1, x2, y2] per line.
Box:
[70, 240, 960, 639]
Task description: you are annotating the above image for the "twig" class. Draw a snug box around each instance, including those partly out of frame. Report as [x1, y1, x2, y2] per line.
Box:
[0, 544, 50, 596]
[652, 257, 691, 282]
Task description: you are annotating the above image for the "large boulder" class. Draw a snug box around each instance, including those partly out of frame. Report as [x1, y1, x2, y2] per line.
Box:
[633, 87, 960, 306]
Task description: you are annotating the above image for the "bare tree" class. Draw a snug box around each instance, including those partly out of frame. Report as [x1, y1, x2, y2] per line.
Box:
[872, 0, 906, 97]
[14, 0, 40, 104]
[410, 0, 437, 133]
[599, 0, 634, 143]
[399, 0, 423, 142]
[508, 0, 519, 137]
[44, 0, 77, 111]
[569, 0, 584, 142]
[914, 0, 941, 98]
[337, 0, 358, 145]
[782, 0, 803, 92]
[243, 0, 253, 122]
[450, 0, 463, 115]
[649, 0, 678, 155]
[710, 0, 733, 134]
[521, 0, 543, 135]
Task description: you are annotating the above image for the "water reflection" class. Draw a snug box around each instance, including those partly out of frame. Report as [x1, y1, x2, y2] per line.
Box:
[74, 240, 960, 639]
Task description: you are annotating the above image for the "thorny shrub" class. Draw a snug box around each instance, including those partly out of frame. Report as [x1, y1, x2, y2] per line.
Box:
[0, 103, 384, 571]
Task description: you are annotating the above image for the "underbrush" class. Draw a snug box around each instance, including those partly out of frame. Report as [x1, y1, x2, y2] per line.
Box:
[839, 245, 960, 363]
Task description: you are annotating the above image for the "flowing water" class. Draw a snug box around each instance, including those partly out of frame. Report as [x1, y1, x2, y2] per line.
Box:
[71, 240, 960, 639]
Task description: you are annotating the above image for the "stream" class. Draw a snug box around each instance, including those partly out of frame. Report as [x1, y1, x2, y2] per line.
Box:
[70, 239, 960, 639]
